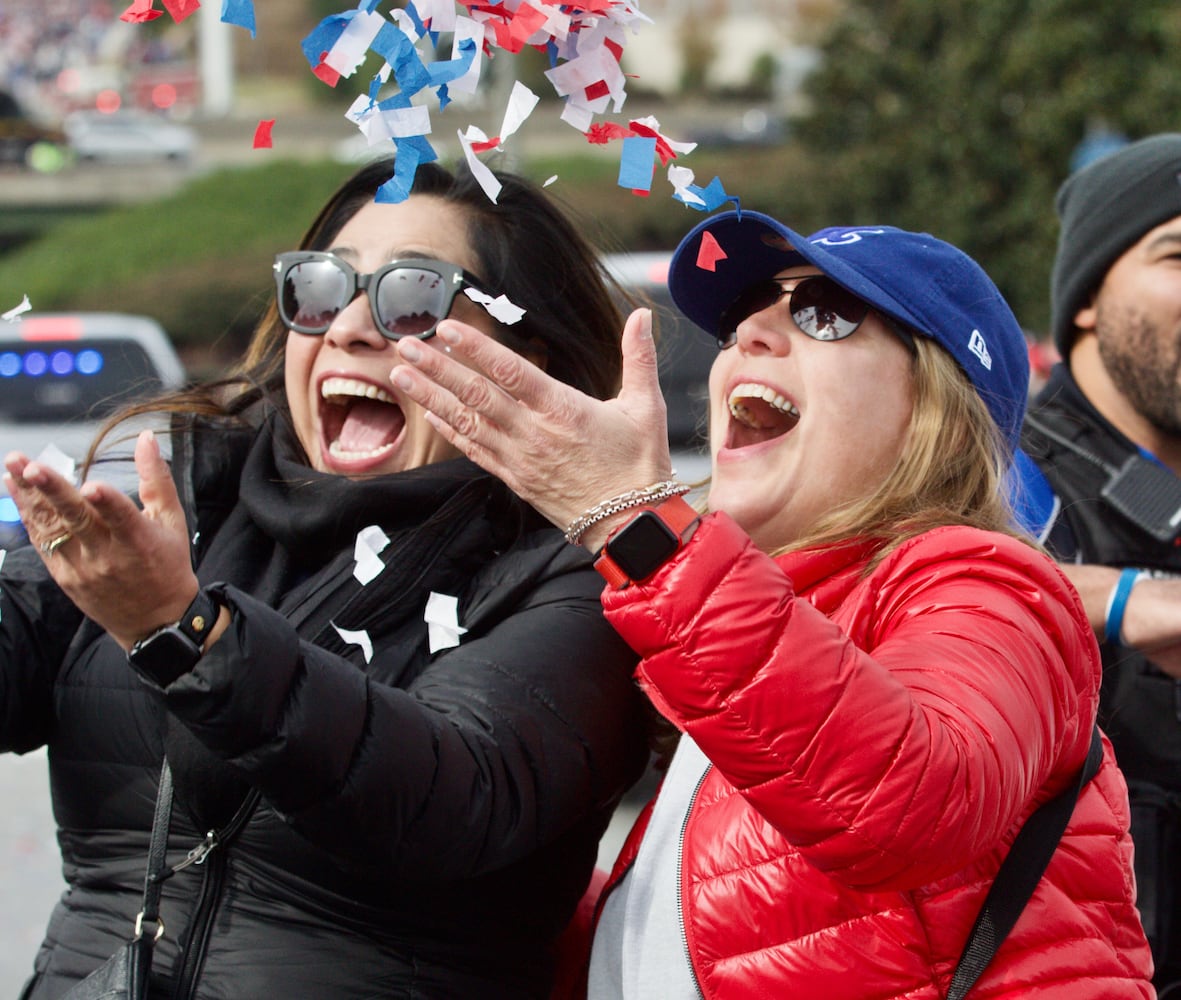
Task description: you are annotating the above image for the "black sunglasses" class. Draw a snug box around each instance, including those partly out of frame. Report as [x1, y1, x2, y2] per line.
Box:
[273, 252, 487, 340]
[717, 274, 897, 350]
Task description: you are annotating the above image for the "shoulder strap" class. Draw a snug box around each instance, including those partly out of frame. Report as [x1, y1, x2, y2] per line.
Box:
[135, 758, 174, 942]
[946, 725, 1104, 1000]
[1022, 411, 1118, 478]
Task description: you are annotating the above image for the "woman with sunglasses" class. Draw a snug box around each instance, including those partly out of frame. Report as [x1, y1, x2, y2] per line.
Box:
[390, 209, 1153, 997]
[0, 158, 650, 999]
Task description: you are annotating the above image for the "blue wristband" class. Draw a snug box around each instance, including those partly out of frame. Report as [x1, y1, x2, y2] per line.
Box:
[1103, 568, 1145, 647]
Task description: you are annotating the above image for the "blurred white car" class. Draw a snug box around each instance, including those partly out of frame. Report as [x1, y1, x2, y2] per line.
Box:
[602, 251, 713, 484]
[0, 312, 186, 547]
[63, 109, 196, 163]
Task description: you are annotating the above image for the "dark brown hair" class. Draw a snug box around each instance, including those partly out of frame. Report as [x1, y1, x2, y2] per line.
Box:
[87, 158, 626, 467]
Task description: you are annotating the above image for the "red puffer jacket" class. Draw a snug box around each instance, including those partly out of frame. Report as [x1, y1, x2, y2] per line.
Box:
[599, 515, 1153, 999]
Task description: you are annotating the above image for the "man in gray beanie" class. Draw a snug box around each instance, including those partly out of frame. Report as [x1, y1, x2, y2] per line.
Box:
[1022, 132, 1181, 992]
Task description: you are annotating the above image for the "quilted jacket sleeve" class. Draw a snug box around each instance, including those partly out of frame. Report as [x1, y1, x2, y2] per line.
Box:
[0, 545, 85, 752]
[155, 543, 647, 880]
[602, 513, 1099, 892]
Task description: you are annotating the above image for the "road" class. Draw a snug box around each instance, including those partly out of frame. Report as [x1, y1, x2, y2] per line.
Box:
[0, 750, 65, 997]
[0, 95, 756, 210]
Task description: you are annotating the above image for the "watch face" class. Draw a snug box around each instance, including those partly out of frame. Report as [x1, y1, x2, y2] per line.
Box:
[128, 626, 203, 685]
[607, 511, 680, 582]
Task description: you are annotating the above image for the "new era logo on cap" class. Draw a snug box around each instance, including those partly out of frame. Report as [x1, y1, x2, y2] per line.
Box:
[968, 330, 993, 370]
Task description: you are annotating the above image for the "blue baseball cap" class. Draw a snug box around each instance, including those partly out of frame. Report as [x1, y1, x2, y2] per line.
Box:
[668, 210, 1030, 452]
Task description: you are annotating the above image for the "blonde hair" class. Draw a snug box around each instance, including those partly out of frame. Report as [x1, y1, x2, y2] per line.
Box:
[773, 337, 1020, 560]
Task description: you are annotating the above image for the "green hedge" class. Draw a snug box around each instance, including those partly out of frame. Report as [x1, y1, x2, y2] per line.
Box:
[0, 146, 812, 373]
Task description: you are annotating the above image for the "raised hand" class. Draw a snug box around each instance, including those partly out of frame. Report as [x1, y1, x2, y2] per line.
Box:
[391, 308, 679, 550]
[4, 429, 200, 650]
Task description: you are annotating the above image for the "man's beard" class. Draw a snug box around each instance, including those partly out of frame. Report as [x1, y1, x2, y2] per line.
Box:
[1096, 298, 1181, 437]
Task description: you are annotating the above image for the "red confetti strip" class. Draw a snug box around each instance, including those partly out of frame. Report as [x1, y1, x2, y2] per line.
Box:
[312, 56, 341, 88]
[586, 122, 633, 145]
[696, 231, 727, 271]
[253, 119, 275, 148]
[119, 0, 163, 22]
[584, 79, 610, 101]
[161, 0, 200, 22]
[628, 120, 678, 166]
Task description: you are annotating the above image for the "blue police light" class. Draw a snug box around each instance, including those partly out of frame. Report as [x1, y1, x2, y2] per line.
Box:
[76, 349, 103, 375]
[0, 349, 106, 378]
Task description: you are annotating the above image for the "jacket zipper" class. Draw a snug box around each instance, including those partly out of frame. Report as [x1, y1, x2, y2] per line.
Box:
[168, 789, 261, 1000]
[675, 764, 710, 1000]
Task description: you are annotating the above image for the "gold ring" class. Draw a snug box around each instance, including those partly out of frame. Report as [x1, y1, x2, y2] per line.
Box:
[40, 532, 72, 557]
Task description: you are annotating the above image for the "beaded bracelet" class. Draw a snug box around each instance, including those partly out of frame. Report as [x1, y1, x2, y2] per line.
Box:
[1103, 567, 1147, 647]
[564, 480, 690, 545]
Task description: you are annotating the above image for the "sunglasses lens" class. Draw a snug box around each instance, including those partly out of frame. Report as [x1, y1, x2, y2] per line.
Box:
[790, 277, 869, 341]
[717, 281, 785, 348]
[281, 258, 350, 333]
[374, 266, 453, 338]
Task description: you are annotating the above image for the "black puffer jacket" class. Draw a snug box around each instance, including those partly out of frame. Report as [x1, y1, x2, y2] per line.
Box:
[0, 413, 648, 1000]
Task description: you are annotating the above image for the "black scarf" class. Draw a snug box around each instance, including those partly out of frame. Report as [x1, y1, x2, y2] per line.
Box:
[167, 414, 523, 828]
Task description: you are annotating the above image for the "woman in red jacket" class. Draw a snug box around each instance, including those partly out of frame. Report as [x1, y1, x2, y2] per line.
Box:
[390, 209, 1154, 998]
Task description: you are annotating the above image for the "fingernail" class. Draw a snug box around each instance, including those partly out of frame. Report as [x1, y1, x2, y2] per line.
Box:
[391, 368, 413, 391]
[438, 324, 461, 346]
[398, 341, 423, 363]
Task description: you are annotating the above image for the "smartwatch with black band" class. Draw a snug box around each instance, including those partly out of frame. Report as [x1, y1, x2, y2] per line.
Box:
[594, 494, 700, 589]
[127, 588, 219, 686]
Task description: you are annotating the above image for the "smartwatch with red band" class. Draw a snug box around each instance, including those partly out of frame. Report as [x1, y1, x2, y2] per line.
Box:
[594, 494, 700, 589]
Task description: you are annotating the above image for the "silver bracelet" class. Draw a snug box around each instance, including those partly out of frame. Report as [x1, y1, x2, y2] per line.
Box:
[564, 480, 691, 545]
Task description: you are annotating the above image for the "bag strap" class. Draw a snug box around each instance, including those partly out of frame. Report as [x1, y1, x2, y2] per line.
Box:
[947, 724, 1104, 1000]
[134, 759, 175, 943]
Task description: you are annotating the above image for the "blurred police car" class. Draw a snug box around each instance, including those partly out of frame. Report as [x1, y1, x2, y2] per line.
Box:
[601, 252, 713, 484]
[0, 313, 186, 546]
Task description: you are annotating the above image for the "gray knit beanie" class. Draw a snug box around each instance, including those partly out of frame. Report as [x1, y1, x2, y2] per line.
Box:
[1050, 133, 1181, 355]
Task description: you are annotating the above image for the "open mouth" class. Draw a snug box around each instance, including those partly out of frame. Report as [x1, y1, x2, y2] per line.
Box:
[319, 376, 406, 468]
[726, 382, 800, 448]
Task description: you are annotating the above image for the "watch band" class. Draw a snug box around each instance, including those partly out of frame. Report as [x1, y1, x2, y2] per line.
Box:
[594, 494, 700, 589]
[175, 587, 218, 648]
[127, 588, 220, 687]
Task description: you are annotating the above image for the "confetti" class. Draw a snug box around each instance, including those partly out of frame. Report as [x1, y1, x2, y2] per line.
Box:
[220, 0, 256, 37]
[119, 0, 163, 22]
[617, 135, 657, 192]
[332, 623, 374, 662]
[161, 0, 201, 22]
[35, 444, 78, 484]
[457, 126, 503, 202]
[2, 295, 31, 322]
[463, 286, 526, 325]
[117, 1, 726, 210]
[696, 231, 728, 272]
[353, 525, 391, 584]
[424, 592, 468, 653]
[252, 119, 275, 148]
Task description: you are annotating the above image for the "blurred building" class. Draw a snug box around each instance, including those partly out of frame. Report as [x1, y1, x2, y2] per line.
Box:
[0, 1, 840, 126]
[622, 0, 829, 106]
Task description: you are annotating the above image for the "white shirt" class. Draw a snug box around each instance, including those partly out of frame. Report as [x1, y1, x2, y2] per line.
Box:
[588, 736, 711, 999]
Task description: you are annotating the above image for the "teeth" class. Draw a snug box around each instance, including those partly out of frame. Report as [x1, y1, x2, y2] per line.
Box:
[328, 441, 396, 460]
[321, 377, 394, 404]
[728, 382, 799, 425]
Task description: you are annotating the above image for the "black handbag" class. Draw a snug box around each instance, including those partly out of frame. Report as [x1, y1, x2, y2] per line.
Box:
[947, 725, 1104, 999]
[60, 760, 175, 1000]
